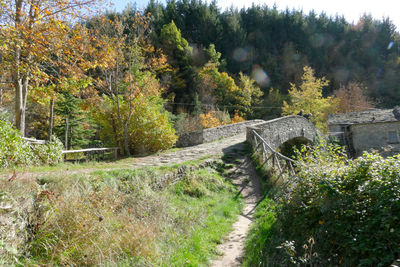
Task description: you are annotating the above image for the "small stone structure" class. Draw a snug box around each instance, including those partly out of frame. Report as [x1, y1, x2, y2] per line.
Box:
[328, 108, 400, 157]
[246, 115, 319, 150]
[176, 120, 264, 147]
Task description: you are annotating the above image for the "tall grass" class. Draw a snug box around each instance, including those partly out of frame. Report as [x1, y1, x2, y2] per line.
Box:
[1, 160, 242, 266]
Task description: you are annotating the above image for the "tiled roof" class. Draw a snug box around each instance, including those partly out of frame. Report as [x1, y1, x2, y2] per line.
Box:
[328, 109, 398, 125]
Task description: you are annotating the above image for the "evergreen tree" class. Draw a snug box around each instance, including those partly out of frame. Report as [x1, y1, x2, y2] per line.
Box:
[54, 93, 96, 149]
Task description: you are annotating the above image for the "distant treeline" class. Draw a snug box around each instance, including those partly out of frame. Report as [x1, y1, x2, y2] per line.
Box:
[144, 0, 400, 107]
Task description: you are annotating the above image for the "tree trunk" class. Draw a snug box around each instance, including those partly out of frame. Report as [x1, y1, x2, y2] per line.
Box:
[123, 125, 131, 156]
[14, 74, 28, 136]
[65, 118, 69, 150]
[49, 98, 54, 140]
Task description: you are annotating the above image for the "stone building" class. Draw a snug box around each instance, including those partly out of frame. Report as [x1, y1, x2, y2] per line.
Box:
[328, 108, 400, 157]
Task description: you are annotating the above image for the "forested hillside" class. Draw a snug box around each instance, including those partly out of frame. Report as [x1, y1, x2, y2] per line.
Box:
[1, 0, 399, 156]
[146, 0, 400, 109]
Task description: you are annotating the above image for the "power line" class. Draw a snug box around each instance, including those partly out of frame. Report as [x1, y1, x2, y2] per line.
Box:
[164, 102, 282, 109]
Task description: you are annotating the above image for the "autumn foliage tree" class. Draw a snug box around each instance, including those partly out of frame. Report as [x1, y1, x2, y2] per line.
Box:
[90, 14, 176, 155]
[334, 82, 375, 113]
[282, 66, 338, 132]
[0, 0, 103, 136]
[197, 64, 262, 117]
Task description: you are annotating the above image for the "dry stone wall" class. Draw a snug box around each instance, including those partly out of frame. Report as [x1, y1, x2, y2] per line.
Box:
[176, 120, 264, 147]
[246, 115, 319, 150]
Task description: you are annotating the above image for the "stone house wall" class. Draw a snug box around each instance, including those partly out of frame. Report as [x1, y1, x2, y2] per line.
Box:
[350, 121, 400, 157]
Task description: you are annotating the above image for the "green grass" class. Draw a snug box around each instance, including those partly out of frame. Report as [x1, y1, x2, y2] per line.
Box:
[156, 168, 242, 266]
[1, 158, 242, 266]
[242, 150, 282, 267]
[0, 153, 213, 177]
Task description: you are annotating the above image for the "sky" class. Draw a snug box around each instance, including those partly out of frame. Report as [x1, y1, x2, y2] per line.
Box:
[109, 0, 400, 30]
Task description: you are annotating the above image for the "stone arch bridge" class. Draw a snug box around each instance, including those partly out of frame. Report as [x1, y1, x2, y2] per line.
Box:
[246, 115, 319, 152]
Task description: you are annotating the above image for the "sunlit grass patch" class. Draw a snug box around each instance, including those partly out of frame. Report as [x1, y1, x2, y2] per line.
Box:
[2, 159, 242, 266]
[158, 168, 242, 266]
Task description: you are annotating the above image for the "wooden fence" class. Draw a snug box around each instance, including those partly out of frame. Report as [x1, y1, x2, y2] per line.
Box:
[62, 147, 119, 161]
[251, 130, 296, 178]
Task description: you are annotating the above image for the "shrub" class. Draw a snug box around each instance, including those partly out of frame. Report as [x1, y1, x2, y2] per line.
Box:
[231, 110, 245, 123]
[31, 135, 64, 165]
[278, 143, 400, 265]
[0, 119, 36, 168]
[94, 95, 177, 154]
[246, 141, 400, 266]
[200, 111, 223, 128]
[0, 120, 64, 168]
[128, 96, 177, 154]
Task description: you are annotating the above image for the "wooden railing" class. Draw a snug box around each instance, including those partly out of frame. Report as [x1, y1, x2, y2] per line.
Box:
[23, 137, 119, 161]
[62, 147, 120, 160]
[252, 130, 296, 178]
[22, 137, 47, 145]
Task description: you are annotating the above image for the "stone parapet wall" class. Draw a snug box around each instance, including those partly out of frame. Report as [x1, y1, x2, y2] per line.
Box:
[246, 115, 319, 150]
[175, 120, 265, 147]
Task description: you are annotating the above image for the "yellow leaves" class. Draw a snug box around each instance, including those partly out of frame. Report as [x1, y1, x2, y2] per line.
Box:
[282, 66, 337, 133]
[200, 111, 224, 129]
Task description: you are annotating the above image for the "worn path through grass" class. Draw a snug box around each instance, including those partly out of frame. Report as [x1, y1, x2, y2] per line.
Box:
[211, 146, 262, 266]
[0, 134, 246, 180]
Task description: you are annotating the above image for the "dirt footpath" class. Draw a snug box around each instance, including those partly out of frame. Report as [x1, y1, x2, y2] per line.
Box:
[211, 149, 262, 267]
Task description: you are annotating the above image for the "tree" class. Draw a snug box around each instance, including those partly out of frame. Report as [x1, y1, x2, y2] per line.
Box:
[158, 21, 195, 104]
[90, 14, 174, 156]
[197, 65, 262, 117]
[236, 72, 263, 117]
[334, 82, 375, 113]
[263, 87, 286, 120]
[282, 66, 337, 132]
[54, 92, 96, 149]
[0, 0, 102, 136]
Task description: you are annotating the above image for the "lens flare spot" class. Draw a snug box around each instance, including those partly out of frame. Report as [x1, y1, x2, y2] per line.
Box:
[310, 33, 325, 48]
[387, 41, 394, 50]
[252, 66, 270, 87]
[334, 68, 349, 83]
[233, 48, 248, 62]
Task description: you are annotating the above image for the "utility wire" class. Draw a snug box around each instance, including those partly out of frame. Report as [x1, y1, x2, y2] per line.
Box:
[164, 102, 282, 109]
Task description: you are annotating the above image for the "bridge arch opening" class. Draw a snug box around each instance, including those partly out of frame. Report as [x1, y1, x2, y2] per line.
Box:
[278, 136, 312, 159]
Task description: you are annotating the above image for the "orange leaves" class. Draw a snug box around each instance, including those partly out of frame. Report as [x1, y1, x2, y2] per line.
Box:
[200, 111, 225, 129]
[231, 110, 246, 123]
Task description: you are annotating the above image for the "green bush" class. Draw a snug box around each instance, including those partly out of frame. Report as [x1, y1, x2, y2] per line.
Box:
[0, 120, 64, 168]
[94, 95, 177, 155]
[31, 136, 64, 165]
[246, 142, 400, 266]
[283, 144, 400, 265]
[0, 119, 36, 168]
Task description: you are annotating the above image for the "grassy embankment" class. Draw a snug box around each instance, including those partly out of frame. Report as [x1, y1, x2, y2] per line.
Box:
[0, 157, 242, 266]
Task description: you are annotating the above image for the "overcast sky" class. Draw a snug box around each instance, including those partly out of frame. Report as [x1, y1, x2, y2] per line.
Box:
[109, 0, 400, 30]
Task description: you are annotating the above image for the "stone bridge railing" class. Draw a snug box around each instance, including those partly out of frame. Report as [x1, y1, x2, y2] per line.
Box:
[176, 119, 264, 147]
[246, 115, 319, 151]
